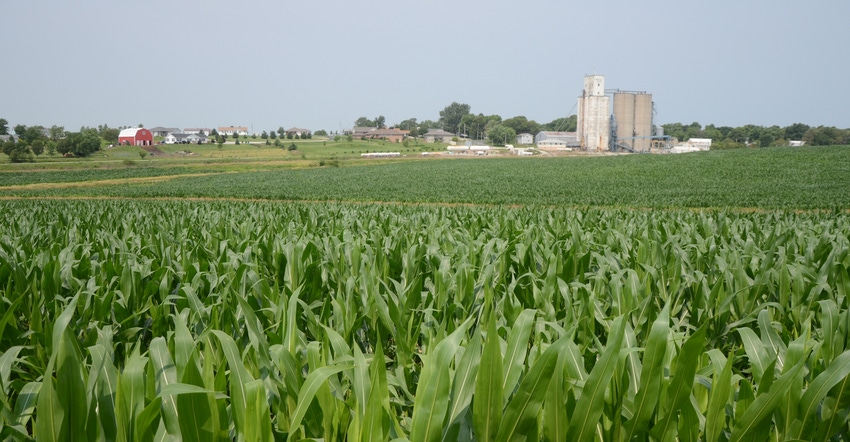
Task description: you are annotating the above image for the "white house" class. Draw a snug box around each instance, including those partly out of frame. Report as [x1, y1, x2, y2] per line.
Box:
[218, 126, 249, 136]
[517, 133, 534, 145]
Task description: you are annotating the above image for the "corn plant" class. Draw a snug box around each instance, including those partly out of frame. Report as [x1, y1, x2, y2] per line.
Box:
[0, 199, 849, 440]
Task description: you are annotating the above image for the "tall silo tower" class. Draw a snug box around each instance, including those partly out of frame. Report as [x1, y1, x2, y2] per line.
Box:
[577, 75, 610, 152]
[613, 92, 653, 152]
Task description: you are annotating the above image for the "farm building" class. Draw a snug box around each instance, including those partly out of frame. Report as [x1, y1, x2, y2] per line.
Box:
[517, 133, 534, 145]
[537, 139, 569, 149]
[118, 128, 153, 146]
[366, 128, 410, 143]
[424, 129, 456, 143]
[535, 131, 578, 146]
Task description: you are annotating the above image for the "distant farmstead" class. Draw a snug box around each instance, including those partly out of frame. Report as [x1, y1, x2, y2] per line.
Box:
[118, 128, 153, 146]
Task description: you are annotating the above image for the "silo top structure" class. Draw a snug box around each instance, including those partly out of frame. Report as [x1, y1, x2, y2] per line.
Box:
[577, 75, 610, 152]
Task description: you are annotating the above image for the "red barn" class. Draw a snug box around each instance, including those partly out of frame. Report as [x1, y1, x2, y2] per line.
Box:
[118, 128, 153, 146]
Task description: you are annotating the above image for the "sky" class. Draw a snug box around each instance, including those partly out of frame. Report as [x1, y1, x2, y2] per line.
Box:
[2, 0, 848, 133]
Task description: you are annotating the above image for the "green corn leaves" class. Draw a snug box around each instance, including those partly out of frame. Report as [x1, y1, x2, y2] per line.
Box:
[0, 199, 848, 440]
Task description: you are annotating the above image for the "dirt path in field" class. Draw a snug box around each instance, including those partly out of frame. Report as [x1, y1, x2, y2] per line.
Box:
[0, 172, 219, 192]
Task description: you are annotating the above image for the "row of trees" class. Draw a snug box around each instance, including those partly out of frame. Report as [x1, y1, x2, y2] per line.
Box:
[371, 103, 578, 146]
[662, 122, 850, 148]
[0, 119, 106, 162]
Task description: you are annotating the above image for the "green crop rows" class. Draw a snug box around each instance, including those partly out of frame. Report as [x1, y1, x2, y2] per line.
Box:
[3, 146, 850, 209]
[1, 198, 849, 441]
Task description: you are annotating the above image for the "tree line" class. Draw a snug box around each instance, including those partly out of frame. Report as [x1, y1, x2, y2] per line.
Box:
[356, 103, 578, 147]
[0, 119, 113, 162]
[661, 122, 849, 148]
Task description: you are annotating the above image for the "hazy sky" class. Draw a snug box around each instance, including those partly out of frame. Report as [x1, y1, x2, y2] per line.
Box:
[2, 0, 848, 133]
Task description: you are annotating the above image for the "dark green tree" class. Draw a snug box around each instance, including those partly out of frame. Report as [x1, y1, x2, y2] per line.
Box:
[261, 131, 268, 139]
[0, 118, 8, 135]
[784, 123, 810, 141]
[269, 130, 277, 139]
[31, 140, 44, 156]
[501, 116, 541, 136]
[487, 124, 516, 146]
[354, 117, 375, 127]
[439, 102, 471, 135]
[374, 115, 386, 129]
[56, 131, 100, 157]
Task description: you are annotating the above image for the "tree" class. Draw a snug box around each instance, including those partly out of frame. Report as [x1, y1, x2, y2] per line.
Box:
[439, 102, 471, 135]
[2, 140, 15, 156]
[8, 144, 34, 163]
[261, 131, 268, 139]
[374, 115, 386, 129]
[287, 132, 294, 139]
[355, 117, 375, 128]
[0, 118, 8, 135]
[14, 124, 27, 139]
[269, 130, 277, 139]
[501, 116, 541, 136]
[101, 128, 120, 144]
[460, 114, 501, 140]
[487, 125, 516, 146]
[784, 123, 810, 141]
[31, 140, 44, 156]
[210, 128, 219, 137]
[49, 125, 65, 140]
[314, 129, 328, 136]
[398, 118, 418, 135]
[277, 127, 286, 139]
[57, 131, 101, 157]
[46, 140, 56, 156]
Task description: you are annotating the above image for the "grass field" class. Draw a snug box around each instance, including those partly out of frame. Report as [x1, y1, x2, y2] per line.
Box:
[1, 146, 849, 441]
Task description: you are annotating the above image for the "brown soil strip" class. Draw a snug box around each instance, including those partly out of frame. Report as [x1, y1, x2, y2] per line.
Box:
[0, 172, 219, 191]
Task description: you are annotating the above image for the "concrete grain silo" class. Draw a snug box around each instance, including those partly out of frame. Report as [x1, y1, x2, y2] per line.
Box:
[613, 92, 653, 152]
[577, 75, 610, 152]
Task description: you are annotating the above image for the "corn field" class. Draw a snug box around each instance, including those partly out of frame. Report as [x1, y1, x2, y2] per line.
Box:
[1, 199, 849, 441]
